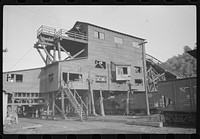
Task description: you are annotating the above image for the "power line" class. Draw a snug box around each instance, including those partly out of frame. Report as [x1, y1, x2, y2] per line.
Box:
[9, 47, 33, 71]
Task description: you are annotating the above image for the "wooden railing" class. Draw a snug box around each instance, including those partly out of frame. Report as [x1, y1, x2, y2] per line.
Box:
[55, 29, 88, 41]
[37, 25, 56, 38]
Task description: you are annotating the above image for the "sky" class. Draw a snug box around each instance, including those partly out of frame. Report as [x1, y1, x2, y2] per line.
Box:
[3, 6, 196, 72]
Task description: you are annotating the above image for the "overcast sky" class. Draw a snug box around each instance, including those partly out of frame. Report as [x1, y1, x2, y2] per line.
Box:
[3, 6, 196, 72]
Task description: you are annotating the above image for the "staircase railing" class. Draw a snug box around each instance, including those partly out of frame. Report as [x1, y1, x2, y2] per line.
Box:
[73, 89, 88, 116]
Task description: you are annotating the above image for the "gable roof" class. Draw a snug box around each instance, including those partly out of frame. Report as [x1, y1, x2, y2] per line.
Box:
[74, 21, 146, 41]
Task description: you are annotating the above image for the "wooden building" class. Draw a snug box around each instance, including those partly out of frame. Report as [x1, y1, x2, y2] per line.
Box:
[3, 21, 182, 119]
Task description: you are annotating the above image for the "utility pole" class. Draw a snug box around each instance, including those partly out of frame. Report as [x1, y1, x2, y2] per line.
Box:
[140, 41, 150, 115]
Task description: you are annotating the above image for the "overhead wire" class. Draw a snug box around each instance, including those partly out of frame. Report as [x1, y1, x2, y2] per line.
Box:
[9, 47, 33, 71]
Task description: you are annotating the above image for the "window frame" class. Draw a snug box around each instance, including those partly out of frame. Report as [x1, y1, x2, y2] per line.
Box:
[114, 36, 123, 44]
[94, 31, 105, 40]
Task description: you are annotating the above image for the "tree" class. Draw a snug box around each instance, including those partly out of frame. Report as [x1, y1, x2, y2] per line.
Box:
[164, 46, 196, 78]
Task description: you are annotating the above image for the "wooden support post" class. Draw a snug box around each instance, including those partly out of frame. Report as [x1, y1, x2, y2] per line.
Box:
[61, 90, 65, 118]
[47, 93, 50, 115]
[87, 78, 96, 116]
[57, 41, 61, 61]
[99, 89, 105, 116]
[126, 82, 132, 115]
[52, 92, 55, 115]
[53, 46, 56, 62]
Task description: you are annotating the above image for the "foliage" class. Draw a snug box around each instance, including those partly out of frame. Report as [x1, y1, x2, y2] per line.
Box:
[164, 46, 196, 78]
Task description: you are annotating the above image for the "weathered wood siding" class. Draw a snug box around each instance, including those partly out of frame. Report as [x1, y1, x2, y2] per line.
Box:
[40, 62, 59, 93]
[87, 25, 145, 91]
[3, 68, 42, 93]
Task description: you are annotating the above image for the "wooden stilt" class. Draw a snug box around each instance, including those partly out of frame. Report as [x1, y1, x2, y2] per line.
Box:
[52, 92, 55, 115]
[57, 41, 61, 61]
[61, 90, 65, 118]
[99, 90, 105, 116]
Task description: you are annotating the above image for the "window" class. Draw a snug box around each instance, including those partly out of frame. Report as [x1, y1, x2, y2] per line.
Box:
[95, 75, 107, 83]
[94, 31, 105, 40]
[134, 66, 142, 73]
[135, 79, 143, 86]
[49, 74, 54, 82]
[114, 36, 123, 44]
[95, 60, 106, 69]
[7, 74, 23, 82]
[16, 74, 23, 82]
[69, 73, 83, 82]
[132, 42, 140, 48]
[117, 67, 128, 75]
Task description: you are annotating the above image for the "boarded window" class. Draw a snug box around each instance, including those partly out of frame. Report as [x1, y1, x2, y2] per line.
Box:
[95, 60, 106, 69]
[16, 74, 23, 82]
[49, 74, 54, 82]
[114, 36, 123, 44]
[69, 73, 83, 82]
[134, 66, 142, 73]
[96, 75, 107, 83]
[94, 31, 105, 40]
[135, 79, 143, 86]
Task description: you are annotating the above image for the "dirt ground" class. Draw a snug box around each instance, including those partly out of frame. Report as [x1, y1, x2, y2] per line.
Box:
[3, 115, 196, 134]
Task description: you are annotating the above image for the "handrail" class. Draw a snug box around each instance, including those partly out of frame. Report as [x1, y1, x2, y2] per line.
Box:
[73, 89, 88, 111]
[37, 25, 56, 38]
[55, 29, 88, 41]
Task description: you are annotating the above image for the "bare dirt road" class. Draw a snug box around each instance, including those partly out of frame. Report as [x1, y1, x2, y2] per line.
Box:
[3, 116, 196, 134]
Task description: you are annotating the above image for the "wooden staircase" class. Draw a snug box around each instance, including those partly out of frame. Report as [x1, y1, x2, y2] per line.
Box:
[63, 87, 88, 121]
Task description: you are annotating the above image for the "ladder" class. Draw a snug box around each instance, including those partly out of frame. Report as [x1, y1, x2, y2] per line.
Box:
[63, 87, 88, 121]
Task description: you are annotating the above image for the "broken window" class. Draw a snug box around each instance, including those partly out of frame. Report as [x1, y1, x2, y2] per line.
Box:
[95, 75, 107, 83]
[69, 73, 83, 82]
[95, 60, 106, 69]
[62, 72, 68, 84]
[7, 74, 23, 82]
[114, 36, 123, 44]
[134, 66, 142, 73]
[94, 31, 105, 40]
[135, 79, 143, 86]
[117, 67, 128, 75]
[49, 73, 54, 82]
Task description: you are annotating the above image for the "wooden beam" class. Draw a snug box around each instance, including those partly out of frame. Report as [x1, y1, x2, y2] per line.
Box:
[57, 42, 61, 61]
[42, 45, 53, 63]
[36, 48, 46, 64]
[52, 92, 55, 115]
[99, 89, 105, 116]
[71, 49, 85, 59]
[53, 45, 56, 62]
[54, 103, 63, 114]
[59, 44, 72, 58]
